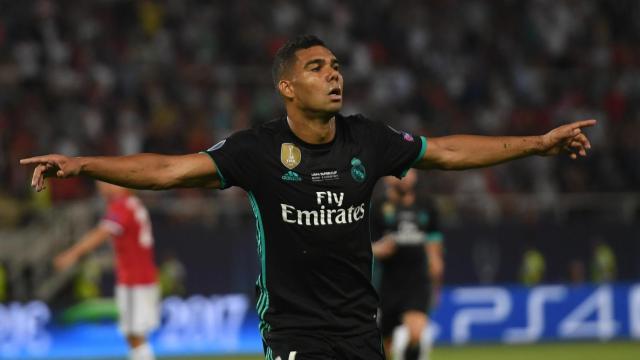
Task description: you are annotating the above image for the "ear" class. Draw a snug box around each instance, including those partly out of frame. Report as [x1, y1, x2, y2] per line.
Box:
[278, 79, 294, 100]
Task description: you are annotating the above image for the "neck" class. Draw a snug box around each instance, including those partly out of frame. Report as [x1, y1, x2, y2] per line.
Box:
[286, 111, 336, 145]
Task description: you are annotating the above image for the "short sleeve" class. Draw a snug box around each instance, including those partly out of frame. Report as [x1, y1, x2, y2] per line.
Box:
[370, 120, 427, 179]
[100, 203, 125, 236]
[204, 130, 257, 191]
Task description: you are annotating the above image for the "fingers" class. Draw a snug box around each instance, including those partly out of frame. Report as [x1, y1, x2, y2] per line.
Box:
[574, 133, 591, 151]
[572, 119, 597, 129]
[566, 132, 592, 159]
[20, 156, 53, 165]
[32, 164, 46, 190]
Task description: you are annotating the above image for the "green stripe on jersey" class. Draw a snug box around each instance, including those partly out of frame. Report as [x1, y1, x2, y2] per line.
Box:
[400, 135, 428, 178]
[248, 192, 271, 338]
[199, 151, 228, 188]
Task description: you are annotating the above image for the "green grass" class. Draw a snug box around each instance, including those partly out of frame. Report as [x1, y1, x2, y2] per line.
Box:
[161, 341, 640, 360]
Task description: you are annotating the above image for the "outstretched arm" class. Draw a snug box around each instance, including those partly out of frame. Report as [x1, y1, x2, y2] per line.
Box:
[54, 226, 112, 272]
[20, 153, 221, 191]
[414, 119, 596, 170]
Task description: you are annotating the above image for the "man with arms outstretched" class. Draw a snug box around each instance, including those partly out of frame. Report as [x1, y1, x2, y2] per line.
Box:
[22, 35, 594, 360]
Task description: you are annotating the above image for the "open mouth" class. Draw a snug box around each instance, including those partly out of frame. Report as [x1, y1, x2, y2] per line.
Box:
[328, 87, 342, 100]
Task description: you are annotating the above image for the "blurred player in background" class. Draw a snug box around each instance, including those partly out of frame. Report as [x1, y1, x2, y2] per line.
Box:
[22, 35, 595, 360]
[373, 169, 443, 360]
[54, 181, 158, 360]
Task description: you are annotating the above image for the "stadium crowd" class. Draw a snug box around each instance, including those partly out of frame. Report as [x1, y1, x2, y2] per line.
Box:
[1, 0, 639, 227]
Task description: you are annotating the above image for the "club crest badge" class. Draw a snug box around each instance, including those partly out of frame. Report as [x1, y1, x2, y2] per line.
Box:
[350, 157, 366, 182]
[281, 143, 301, 169]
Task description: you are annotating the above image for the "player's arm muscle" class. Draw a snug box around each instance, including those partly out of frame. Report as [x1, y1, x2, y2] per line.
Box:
[413, 135, 543, 170]
[82, 153, 221, 189]
[22, 152, 222, 190]
[413, 119, 595, 170]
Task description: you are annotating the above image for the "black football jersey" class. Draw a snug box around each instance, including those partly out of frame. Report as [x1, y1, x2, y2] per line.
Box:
[205, 114, 426, 336]
[372, 200, 441, 296]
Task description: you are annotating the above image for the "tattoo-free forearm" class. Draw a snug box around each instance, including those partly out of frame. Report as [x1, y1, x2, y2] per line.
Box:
[79, 153, 182, 190]
[420, 135, 545, 170]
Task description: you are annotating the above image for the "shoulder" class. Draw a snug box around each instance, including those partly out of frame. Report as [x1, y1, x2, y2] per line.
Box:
[104, 197, 132, 224]
[338, 113, 389, 141]
[340, 113, 379, 129]
[220, 117, 285, 146]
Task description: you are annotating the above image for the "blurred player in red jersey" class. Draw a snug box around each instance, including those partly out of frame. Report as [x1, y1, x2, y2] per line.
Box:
[55, 181, 159, 360]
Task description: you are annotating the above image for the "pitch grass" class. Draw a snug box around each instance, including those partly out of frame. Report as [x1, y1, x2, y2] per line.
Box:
[163, 341, 640, 360]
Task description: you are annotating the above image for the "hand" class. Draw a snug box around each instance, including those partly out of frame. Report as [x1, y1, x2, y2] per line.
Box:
[54, 251, 78, 272]
[373, 234, 397, 259]
[540, 119, 596, 159]
[19, 154, 82, 192]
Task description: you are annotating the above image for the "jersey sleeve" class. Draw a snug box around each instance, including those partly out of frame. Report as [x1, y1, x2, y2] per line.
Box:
[100, 202, 126, 236]
[203, 130, 258, 191]
[368, 119, 427, 179]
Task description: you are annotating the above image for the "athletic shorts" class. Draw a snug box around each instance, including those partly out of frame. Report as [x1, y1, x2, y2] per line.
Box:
[379, 282, 430, 337]
[115, 283, 160, 336]
[263, 328, 385, 360]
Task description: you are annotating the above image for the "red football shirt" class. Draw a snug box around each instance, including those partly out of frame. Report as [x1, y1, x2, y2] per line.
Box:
[99, 194, 157, 285]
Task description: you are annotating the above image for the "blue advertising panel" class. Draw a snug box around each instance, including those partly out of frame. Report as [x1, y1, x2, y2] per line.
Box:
[430, 283, 640, 344]
[1, 284, 639, 359]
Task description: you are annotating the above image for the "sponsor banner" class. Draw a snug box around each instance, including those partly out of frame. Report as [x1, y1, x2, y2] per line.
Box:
[0, 294, 262, 359]
[431, 283, 640, 344]
[1, 284, 639, 358]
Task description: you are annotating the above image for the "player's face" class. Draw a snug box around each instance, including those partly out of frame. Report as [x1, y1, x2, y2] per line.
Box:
[289, 45, 343, 115]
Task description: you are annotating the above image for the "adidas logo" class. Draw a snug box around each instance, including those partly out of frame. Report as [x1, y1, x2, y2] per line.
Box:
[282, 171, 302, 182]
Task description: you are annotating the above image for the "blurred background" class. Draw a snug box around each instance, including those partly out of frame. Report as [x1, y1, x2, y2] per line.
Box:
[0, 0, 639, 359]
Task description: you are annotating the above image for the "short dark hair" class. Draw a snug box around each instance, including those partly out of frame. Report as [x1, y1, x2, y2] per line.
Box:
[272, 35, 326, 88]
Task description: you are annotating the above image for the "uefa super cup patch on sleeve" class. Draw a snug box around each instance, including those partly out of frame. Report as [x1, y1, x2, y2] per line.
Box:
[401, 132, 414, 142]
[386, 125, 414, 142]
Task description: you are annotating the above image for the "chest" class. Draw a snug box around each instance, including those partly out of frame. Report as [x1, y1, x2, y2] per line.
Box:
[256, 140, 378, 208]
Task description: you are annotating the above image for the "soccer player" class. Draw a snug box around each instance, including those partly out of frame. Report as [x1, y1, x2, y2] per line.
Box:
[372, 169, 443, 360]
[22, 35, 594, 360]
[54, 181, 158, 360]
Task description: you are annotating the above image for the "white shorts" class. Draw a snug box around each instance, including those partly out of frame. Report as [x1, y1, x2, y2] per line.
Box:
[115, 283, 160, 336]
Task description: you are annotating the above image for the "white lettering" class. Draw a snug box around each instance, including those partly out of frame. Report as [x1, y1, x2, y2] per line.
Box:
[326, 209, 336, 225]
[281, 199, 366, 226]
[298, 210, 319, 226]
[316, 191, 344, 206]
[159, 294, 249, 349]
[503, 286, 567, 343]
[333, 192, 344, 207]
[347, 206, 354, 222]
[281, 204, 297, 224]
[558, 285, 618, 340]
[353, 204, 365, 221]
[0, 301, 51, 357]
[452, 287, 512, 344]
